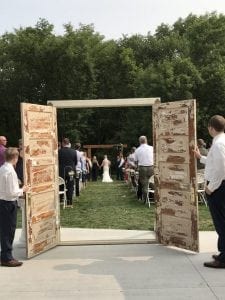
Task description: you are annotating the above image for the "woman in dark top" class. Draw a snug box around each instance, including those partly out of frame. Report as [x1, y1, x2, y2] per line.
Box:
[91, 156, 99, 181]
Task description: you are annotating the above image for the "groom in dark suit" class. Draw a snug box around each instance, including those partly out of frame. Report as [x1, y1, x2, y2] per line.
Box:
[58, 138, 77, 206]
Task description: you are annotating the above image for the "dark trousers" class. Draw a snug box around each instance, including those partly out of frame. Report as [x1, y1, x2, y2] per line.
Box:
[75, 173, 80, 197]
[137, 179, 142, 199]
[65, 176, 74, 205]
[207, 181, 225, 262]
[116, 167, 120, 180]
[0, 200, 17, 262]
[118, 167, 124, 180]
[92, 169, 98, 181]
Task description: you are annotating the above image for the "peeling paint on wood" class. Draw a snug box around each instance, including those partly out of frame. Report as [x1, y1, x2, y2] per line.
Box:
[21, 103, 59, 258]
[153, 99, 199, 252]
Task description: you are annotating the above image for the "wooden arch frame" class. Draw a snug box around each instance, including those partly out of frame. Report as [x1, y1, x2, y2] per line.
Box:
[47, 98, 161, 109]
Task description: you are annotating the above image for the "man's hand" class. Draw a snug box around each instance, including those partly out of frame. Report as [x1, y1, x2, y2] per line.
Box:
[205, 186, 212, 195]
[193, 146, 201, 159]
[22, 185, 29, 193]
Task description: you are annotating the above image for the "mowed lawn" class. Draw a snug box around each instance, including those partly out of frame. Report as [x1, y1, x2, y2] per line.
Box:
[17, 181, 214, 231]
[60, 181, 213, 231]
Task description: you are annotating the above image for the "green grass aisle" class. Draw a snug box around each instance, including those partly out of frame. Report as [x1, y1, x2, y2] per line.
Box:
[60, 181, 154, 230]
[17, 181, 213, 230]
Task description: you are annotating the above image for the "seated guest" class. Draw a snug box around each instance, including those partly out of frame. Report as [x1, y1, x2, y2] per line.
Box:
[127, 147, 136, 169]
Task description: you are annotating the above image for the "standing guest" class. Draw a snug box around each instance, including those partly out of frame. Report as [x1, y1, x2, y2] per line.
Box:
[0, 148, 28, 267]
[80, 151, 88, 188]
[0, 136, 7, 167]
[118, 153, 125, 180]
[197, 138, 208, 173]
[91, 156, 99, 181]
[15, 139, 23, 185]
[134, 136, 154, 203]
[116, 155, 121, 180]
[74, 143, 82, 197]
[58, 138, 77, 207]
[194, 115, 225, 268]
[85, 153, 92, 182]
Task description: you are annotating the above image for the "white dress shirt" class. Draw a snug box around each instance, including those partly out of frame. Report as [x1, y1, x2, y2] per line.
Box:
[200, 133, 225, 192]
[118, 158, 125, 168]
[127, 153, 136, 167]
[0, 162, 23, 201]
[75, 150, 82, 172]
[134, 144, 154, 166]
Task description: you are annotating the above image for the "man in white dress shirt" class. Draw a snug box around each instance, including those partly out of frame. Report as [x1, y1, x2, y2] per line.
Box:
[0, 148, 28, 267]
[134, 136, 154, 203]
[194, 115, 225, 268]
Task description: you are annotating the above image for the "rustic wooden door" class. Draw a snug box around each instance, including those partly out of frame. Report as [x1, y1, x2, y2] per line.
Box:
[153, 99, 199, 252]
[21, 103, 60, 258]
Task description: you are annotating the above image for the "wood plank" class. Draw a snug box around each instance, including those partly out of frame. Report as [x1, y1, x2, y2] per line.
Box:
[47, 98, 160, 108]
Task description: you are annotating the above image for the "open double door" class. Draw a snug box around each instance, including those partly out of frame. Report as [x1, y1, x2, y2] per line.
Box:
[21, 99, 198, 258]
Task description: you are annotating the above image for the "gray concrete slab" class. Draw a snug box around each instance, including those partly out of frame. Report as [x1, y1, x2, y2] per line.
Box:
[1, 234, 225, 300]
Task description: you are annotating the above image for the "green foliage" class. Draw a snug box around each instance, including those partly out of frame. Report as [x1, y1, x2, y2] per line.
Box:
[1, 14, 225, 146]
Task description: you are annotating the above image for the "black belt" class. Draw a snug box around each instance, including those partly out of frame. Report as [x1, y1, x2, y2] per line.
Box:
[0, 199, 17, 203]
[139, 165, 153, 167]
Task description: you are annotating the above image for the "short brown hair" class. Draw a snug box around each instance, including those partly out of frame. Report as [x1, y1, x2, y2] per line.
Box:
[62, 138, 70, 145]
[208, 115, 225, 132]
[5, 147, 19, 162]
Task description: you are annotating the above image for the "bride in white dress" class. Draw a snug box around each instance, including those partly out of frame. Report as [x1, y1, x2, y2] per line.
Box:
[101, 155, 113, 182]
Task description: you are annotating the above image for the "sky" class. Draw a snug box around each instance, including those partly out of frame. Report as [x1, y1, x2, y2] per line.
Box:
[1, 0, 225, 39]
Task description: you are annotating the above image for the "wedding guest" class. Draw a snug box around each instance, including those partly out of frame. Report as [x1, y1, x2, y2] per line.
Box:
[86, 153, 92, 181]
[0, 147, 28, 267]
[116, 155, 121, 180]
[0, 136, 7, 167]
[197, 138, 208, 173]
[118, 153, 125, 180]
[194, 115, 225, 268]
[127, 147, 136, 169]
[134, 136, 154, 203]
[15, 139, 23, 185]
[91, 156, 100, 181]
[74, 143, 82, 196]
[58, 138, 77, 207]
[80, 151, 89, 187]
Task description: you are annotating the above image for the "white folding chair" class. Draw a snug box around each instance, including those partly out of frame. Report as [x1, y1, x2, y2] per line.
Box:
[197, 173, 207, 207]
[146, 175, 155, 208]
[58, 176, 67, 209]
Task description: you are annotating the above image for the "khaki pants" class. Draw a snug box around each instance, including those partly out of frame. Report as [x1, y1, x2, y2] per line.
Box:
[138, 166, 154, 202]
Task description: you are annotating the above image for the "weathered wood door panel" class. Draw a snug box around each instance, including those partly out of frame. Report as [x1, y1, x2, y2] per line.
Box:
[21, 103, 60, 258]
[153, 99, 199, 252]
